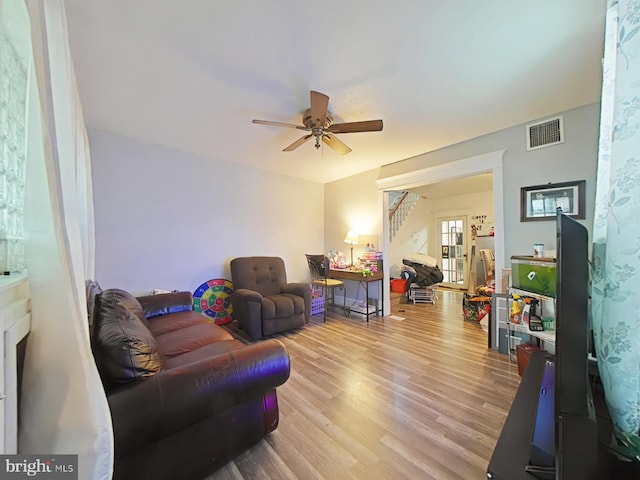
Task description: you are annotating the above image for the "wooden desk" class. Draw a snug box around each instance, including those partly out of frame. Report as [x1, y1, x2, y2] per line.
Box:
[329, 269, 383, 322]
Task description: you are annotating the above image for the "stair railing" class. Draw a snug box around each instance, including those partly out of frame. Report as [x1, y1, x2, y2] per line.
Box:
[389, 191, 420, 241]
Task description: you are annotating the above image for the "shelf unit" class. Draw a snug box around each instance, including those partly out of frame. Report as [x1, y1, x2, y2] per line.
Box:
[408, 285, 436, 305]
[509, 322, 556, 344]
[509, 287, 555, 304]
[507, 287, 556, 360]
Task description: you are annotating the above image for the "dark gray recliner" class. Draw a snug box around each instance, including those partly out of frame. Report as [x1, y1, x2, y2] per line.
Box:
[230, 256, 311, 340]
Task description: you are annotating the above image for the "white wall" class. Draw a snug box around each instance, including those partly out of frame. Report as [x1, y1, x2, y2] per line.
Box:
[89, 129, 324, 295]
[378, 103, 600, 263]
[324, 168, 382, 259]
[324, 103, 600, 294]
[324, 168, 382, 303]
[90, 102, 599, 300]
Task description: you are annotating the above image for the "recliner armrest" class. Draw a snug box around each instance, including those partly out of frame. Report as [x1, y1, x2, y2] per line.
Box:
[282, 282, 311, 298]
[230, 288, 263, 303]
[107, 339, 290, 457]
[230, 289, 264, 340]
[137, 291, 194, 318]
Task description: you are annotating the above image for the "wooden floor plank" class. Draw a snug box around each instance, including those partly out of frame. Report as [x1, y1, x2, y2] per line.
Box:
[206, 289, 520, 480]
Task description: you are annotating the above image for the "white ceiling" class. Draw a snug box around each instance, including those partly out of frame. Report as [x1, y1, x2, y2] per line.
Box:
[63, 0, 606, 185]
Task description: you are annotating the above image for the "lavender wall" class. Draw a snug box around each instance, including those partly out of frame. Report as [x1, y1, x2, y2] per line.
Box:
[89, 129, 324, 295]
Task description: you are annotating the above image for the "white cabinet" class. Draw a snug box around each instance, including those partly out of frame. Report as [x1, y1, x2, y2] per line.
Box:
[0, 274, 30, 454]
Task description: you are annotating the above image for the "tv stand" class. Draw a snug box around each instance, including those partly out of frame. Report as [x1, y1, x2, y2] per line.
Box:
[523, 465, 554, 479]
[488, 351, 638, 480]
[487, 350, 550, 480]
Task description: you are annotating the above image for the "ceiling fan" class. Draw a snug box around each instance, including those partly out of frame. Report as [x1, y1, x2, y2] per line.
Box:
[252, 90, 383, 155]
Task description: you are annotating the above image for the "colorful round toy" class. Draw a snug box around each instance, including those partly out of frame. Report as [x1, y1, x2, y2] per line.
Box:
[193, 278, 234, 325]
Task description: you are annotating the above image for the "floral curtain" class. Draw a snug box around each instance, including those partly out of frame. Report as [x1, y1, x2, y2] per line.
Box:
[592, 0, 640, 456]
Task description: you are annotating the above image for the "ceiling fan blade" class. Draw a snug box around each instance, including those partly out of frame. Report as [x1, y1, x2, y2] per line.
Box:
[252, 119, 309, 131]
[322, 133, 352, 155]
[326, 119, 383, 134]
[283, 134, 313, 152]
[309, 91, 329, 128]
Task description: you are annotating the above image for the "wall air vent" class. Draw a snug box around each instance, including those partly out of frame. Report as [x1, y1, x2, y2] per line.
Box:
[526, 115, 564, 151]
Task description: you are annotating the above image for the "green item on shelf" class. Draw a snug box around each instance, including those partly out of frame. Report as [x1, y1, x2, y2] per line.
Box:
[511, 257, 556, 298]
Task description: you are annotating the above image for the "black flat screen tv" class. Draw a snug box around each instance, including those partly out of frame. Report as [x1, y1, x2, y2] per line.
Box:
[526, 210, 598, 479]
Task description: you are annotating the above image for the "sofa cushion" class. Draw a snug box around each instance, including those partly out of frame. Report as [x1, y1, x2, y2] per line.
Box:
[163, 339, 246, 369]
[155, 322, 235, 358]
[261, 293, 305, 320]
[105, 288, 151, 328]
[93, 289, 164, 388]
[147, 310, 211, 336]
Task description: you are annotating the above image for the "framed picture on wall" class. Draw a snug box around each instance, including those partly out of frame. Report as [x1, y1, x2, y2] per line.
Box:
[520, 180, 586, 221]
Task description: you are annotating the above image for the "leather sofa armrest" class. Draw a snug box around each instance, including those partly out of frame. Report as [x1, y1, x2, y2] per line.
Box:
[137, 291, 194, 319]
[108, 339, 290, 457]
[282, 283, 312, 323]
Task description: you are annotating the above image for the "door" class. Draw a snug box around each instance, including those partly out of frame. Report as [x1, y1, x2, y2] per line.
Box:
[438, 216, 469, 289]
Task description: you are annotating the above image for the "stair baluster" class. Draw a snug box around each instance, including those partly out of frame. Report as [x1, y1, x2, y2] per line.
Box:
[389, 191, 420, 242]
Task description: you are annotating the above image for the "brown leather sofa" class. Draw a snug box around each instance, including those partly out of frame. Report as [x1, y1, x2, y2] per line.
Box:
[230, 256, 311, 340]
[88, 284, 290, 480]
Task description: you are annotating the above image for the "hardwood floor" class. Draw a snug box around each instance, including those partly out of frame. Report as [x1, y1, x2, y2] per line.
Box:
[206, 290, 520, 480]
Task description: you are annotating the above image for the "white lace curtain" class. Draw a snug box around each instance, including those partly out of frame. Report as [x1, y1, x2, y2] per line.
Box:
[592, 0, 640, 455]
[6, 0, 113, 478]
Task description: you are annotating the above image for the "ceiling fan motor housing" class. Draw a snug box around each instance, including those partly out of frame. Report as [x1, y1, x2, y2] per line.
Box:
[302, 108, 333, 129]
[252, 90, 381, 155]
[303, 108, 333, 149]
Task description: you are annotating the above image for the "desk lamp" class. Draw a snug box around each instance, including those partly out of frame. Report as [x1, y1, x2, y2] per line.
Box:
[344, 231, 359, 267]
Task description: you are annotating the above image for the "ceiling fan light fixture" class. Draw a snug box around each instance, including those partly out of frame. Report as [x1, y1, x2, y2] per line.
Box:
[252, 90, 383, 155]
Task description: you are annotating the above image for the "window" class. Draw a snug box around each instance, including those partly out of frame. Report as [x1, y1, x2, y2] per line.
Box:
[0, 25, 27, 273]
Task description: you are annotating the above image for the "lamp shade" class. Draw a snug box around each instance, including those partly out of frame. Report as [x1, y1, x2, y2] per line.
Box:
[344, 231, 359, 246]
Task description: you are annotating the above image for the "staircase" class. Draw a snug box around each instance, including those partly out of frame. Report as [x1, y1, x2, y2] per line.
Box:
[389, 191, 420, 241]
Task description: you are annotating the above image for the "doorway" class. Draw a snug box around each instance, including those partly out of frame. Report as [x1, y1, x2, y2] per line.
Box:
[377, 149, 506, 316]
[438, 215, 469, 289]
